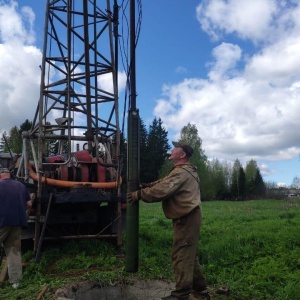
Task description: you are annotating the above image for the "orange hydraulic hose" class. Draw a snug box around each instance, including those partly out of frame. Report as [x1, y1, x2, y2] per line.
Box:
[28, 166, 121, 189]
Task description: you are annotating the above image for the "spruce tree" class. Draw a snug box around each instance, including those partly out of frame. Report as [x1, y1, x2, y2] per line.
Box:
[144, 117, 170, 182]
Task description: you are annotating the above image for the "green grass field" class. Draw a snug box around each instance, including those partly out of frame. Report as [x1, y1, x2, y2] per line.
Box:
[1, 199, 299, 299]
[199, 199, 300, 300]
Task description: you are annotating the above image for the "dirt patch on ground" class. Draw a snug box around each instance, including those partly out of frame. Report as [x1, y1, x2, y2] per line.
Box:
[55, 279, 176, 300]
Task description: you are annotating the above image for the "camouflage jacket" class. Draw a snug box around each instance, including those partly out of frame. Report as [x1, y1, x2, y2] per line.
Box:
[140, 163, 201, 219]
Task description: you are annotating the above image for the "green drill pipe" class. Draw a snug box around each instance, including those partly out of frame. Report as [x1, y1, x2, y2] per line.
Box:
[125, 110, 140, 272]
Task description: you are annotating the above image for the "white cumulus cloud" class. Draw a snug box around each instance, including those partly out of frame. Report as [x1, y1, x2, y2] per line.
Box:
[153, 0, 300, 184]
[0, 1, 41, 134]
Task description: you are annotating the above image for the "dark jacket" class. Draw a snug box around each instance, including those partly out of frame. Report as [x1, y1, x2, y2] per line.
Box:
[0, 179, 30, 227]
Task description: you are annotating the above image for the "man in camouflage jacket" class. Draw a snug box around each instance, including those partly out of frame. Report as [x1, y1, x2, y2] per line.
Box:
[128, 141, 208, 300]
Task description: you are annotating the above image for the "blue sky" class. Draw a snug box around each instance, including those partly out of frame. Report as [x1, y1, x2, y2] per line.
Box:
[1, 0, 300, 187]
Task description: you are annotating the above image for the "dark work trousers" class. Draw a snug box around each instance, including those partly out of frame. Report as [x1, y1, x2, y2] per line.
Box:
[171, 207, 207, 299]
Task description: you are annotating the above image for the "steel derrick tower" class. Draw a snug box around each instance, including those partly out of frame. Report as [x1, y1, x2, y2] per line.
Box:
[35, 0, 120, 154]
[18, 0, 123, 256]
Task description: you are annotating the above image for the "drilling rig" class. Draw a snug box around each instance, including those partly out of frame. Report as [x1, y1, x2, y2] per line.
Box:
[11, 0, 130, 259]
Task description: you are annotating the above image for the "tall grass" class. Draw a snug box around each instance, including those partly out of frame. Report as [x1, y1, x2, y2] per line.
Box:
[0, 199, 299, 299]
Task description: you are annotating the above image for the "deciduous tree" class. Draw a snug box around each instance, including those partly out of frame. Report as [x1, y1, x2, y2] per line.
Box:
[178, 123, 210, 200]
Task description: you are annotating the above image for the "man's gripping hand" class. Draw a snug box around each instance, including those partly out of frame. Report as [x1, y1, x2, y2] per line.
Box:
[127, 190, 141, 205]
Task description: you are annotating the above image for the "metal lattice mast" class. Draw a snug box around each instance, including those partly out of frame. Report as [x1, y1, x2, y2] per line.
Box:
[25, 0, 120, 252]
[32, 0, 119, 157]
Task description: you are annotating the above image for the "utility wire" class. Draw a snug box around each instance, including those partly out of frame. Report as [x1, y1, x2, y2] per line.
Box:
[119, 0, 142, 134]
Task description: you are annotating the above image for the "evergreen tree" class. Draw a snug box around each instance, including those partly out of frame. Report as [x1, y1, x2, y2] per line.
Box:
[238, 166, 246, 200]
[245, 159, 266, 199]
[158, 158, 173, 178]
[254, 169, 266, 198]
[0, 132, 8, 153]
[19, 119, 32, 135]
[139, 119, 149, 182]
[144, 117, 170, 182]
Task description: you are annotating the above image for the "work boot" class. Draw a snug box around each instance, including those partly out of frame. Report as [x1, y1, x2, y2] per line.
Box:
[192, 290, 213, 300]
[187, 294, 199, 300]
[162, 295, 178, 300]
[161, 295, 181, 300]
[162, 295, 191, 300]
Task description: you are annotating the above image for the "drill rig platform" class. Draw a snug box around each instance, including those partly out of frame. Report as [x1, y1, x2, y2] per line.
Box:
[13, 0, 125, 256]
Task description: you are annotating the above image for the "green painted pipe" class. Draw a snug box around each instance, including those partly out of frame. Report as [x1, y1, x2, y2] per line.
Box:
[125, 110, 140, 272]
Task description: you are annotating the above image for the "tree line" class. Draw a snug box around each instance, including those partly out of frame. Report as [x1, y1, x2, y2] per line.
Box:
[130, 118, 267, 201]
[0, 117, 271, 201]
